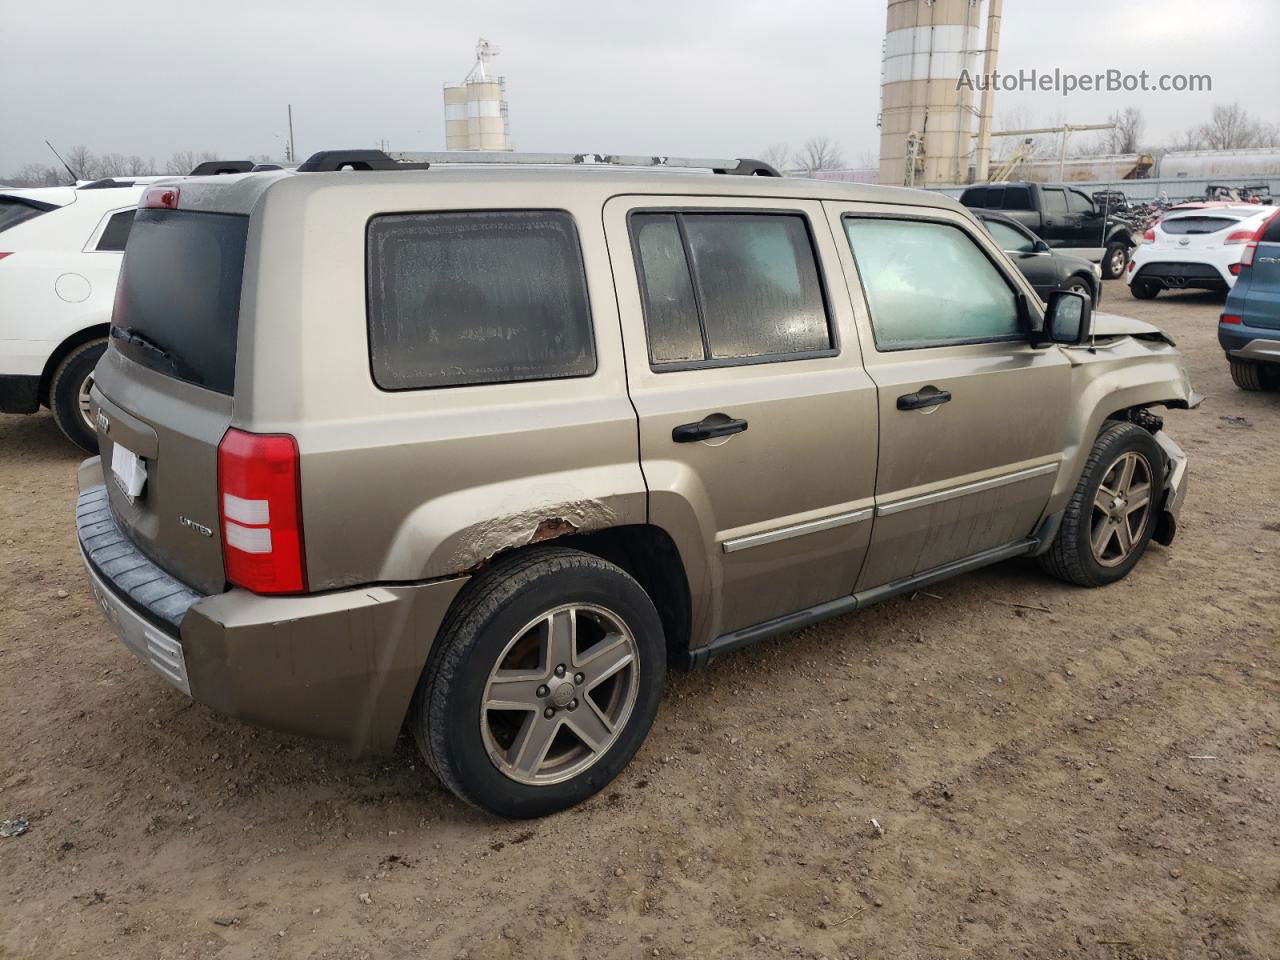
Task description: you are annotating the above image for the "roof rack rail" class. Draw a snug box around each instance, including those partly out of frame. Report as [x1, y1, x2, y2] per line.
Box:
[294, 149, 780, 177]
[188, 160, 257, 176]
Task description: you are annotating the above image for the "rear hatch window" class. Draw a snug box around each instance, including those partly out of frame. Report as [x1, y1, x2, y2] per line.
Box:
[0, 196, 56, 233]
[1159, 216, 1241, 235]
[111, 208, 249, 395]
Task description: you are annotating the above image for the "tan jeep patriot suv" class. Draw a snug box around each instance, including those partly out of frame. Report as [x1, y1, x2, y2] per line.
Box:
[76, 150, 1197, 817]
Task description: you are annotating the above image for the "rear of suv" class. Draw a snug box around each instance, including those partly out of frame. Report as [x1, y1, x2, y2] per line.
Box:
[1219, 207, 1280, 390]
[78, 151, 1197, 818]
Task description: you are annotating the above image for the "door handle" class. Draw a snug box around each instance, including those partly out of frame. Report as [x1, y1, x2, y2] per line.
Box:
[897, 389, 952, 411]
[672, 417, 749, 443]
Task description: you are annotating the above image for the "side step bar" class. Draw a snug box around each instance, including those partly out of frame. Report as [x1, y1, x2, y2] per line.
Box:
[684, 530, 1055, 671]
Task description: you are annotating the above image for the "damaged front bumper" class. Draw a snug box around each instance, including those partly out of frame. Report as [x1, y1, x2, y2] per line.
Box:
[76, 462, 467, 754]
[1153, 430, 1188, 546]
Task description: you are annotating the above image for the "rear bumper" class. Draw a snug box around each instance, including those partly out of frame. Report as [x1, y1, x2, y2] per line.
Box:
[1131, 261, 1230, 291]
[1219, 327, 1280, 364]
[0, 374, 40, 414]
[75, 466, 468, 754]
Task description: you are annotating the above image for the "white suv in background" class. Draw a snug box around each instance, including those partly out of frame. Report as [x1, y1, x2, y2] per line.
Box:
[0, 162, 259, 450]
[1127, 203, 1279, 300]
[0, 178, 153, 450]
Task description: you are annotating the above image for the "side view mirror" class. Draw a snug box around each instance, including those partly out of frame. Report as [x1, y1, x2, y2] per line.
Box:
[1034, 239, 1051, 253]
[1043, 289, 1093, 345]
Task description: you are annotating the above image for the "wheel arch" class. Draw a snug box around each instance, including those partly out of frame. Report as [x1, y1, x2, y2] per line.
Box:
[39, 323, 109, 406]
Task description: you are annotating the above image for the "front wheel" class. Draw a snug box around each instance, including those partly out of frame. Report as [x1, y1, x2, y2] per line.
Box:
[1040, 422, 1164, 587]
[411, 547, 666, 818]
[49, 338, 107, 453]
[1102, 241, 1130, 279]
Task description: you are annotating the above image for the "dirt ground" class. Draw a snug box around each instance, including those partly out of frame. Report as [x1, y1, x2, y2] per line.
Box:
[1, 280, 1277, 960]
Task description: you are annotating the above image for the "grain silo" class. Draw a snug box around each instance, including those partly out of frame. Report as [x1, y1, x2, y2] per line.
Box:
[442, 38, 511, 151]
[879, 0, 982, 187]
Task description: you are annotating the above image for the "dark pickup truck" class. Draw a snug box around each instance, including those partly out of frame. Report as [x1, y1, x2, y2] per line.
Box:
[960, 181, 1138, 279]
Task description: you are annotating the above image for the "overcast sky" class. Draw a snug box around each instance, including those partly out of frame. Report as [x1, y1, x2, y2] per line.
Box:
[3, 0, 1278, 173]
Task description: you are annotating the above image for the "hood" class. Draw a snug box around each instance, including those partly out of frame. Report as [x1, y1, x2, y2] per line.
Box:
[1091, 311, 1176, 346]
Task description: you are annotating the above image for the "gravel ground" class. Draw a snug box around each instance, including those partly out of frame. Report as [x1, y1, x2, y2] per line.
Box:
[1, 280, 1277, 960]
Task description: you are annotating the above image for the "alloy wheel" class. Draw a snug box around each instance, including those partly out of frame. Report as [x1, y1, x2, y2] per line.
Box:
[77, 372, 95, 432]
[1090, 451, 1153, 567]
[480, 603, 640, 786]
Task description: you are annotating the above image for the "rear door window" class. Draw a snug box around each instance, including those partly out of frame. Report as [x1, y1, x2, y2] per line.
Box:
[630, 211, 833, 367]
[366, 210, 595, 390]
[95, 210, 136, 252]
[1002, 186, 1032, 210]
[111, 209, 249, 395]
[844, 217, 1021, 350]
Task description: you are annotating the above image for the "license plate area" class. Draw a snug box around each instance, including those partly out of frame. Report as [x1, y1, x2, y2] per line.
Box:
[110, 443, 147, 502]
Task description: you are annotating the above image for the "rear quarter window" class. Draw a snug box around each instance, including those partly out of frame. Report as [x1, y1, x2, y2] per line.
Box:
[366, 210, 595, 390]
[0, 197, 55, 233]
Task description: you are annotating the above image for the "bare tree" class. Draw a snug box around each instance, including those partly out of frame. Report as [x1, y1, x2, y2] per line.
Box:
[1106, 107, 1145, 154]
[123, 155, 152, 176]
[2, 163, 64, 187]
[795, 136, 845, 173]
[760, 143, 793, 172]
[97, 153, 132, 177]
[63, 144, 99, 181]
[1198, 102, 1265, 150]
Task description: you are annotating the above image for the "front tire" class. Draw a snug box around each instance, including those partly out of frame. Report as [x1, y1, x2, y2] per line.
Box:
[1102, 242, 1130, 279]
[411, 547, 666, 818]
[1040, 422, 1164, 587]
[1229, 357, 1275, 392]
[49, 338, 106, 453]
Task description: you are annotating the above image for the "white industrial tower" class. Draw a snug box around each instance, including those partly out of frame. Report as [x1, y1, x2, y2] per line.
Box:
[443, 38, 512, 151]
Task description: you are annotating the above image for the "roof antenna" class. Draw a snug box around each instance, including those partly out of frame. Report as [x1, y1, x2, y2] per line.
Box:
[45, 140, 81, 182]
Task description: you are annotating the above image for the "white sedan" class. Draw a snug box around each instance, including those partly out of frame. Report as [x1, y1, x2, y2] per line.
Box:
[1127, 203, 1277, 300]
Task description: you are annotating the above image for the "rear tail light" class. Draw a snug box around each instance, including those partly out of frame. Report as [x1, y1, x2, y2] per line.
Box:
[1142, 229, 1155, 244]
[217, 428, 307, 594]
[1240, 209, 1280, 269]
[141, 185, 180, 210]
[1221, 314, 1242, 325]
[0, 252, 12, 261]
[1225, 229, 1255, 246]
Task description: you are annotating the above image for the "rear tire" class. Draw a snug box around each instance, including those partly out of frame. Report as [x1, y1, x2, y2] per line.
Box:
[49, 339, 106, 454]
[1102, 242, 1130, 279]
[1130, 280, 1159, 300]
[410, 546, 666, 818]
[1040, 422, 1164, 588]
[1229, 358, 1274, 392]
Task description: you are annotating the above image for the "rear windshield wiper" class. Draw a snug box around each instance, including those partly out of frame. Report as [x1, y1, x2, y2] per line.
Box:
[110, 326, 188, 377]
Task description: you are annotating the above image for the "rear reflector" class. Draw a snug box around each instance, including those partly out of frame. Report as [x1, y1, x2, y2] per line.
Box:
[141, 185, 180, 210]
[1128, 260, 1136, 273]
[1221, 314, 1242, 325]
[1230, 263, 1242, 276]
[217, 428, 307, 594]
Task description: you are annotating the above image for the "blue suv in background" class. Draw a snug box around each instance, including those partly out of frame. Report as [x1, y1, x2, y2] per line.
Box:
[1220, 209, 1280, 391]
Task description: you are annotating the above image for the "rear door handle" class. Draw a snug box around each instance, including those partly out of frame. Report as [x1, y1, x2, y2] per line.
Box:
[672, 417, 749, 443]
[897, 389, 952, 411]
